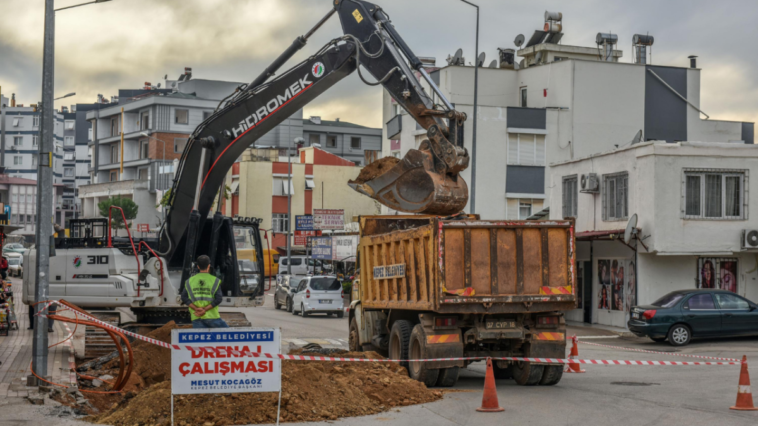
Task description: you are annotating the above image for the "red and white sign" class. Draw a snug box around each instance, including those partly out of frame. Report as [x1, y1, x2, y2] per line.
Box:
[294, 235, 308, 246]
[136, 223, 149, 232]
[171, 328, 281, 395]
[294, 230, 322, 237]
[313, 209, 344, 230]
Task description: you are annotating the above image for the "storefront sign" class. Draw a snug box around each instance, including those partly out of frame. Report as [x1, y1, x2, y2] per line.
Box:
[332, 235, 358, 261]
[313, 209, 344, 230]
[295, 215, 313, 231]
[171, 328, 281, 395]
[373, 264, 406, 280]
[136, 224, 149, 232]
[311, 237, 332, 260]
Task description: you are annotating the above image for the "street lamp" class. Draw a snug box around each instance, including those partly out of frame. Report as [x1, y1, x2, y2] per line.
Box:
[32, 0, 114, 388]
[286, 137, 304, 275]
[54, 92, 75, 101]
[459, 0, 479, 215]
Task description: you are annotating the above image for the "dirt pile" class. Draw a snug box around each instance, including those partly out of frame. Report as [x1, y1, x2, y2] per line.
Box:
[80, 323, 441, 425]
[350, 156, 399, 184]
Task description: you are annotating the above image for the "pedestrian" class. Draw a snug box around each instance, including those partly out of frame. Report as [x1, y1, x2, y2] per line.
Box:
[181, 255, 228, 328]
[0, 256, 8, 281]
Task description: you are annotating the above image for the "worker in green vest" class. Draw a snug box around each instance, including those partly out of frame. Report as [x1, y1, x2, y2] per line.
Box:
[181, 255, 229, 328]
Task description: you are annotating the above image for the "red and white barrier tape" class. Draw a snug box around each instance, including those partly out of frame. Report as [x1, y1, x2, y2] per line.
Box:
[36, 303, 741, 366]
[577, 339, 741, 362]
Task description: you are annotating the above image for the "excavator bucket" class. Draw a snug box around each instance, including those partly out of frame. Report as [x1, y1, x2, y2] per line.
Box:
[349, 147, 468, 216]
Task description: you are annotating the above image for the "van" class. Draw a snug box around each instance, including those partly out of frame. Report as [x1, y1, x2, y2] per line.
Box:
[278, 255, 329, 276]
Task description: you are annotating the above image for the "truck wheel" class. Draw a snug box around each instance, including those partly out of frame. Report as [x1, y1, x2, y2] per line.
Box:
[435, 367, 459, 387]
[512, 361, 544, 386]
[349, 318, 361, 352]
[539, 365, 564, 386]
[408, 324, 440, 387]
[493, 362, 513, 380]
[389, 320, 412, 371]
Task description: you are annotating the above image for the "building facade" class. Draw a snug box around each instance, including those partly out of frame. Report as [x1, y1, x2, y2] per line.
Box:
[302, 116, 382, 166]
[225, 146, 379, 251]
[547, 141, 758, 328]
[382, 18, 754, 220]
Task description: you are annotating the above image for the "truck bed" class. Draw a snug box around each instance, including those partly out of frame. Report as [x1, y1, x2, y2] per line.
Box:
[359, 216, 576, 314]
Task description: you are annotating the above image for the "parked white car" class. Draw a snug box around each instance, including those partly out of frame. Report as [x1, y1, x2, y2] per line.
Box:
[6, 254, 22, 278]
[291, 276, 344, 317]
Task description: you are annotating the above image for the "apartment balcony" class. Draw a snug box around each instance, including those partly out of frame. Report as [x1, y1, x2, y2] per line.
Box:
[78, 179, 150, 199]
[386, 114, 402, 140]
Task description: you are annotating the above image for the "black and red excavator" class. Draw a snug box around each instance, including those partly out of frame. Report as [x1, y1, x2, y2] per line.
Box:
[24, 0, 470, 353]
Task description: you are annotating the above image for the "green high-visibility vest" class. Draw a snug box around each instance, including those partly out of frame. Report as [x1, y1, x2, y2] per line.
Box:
[185, 273, 221, 321]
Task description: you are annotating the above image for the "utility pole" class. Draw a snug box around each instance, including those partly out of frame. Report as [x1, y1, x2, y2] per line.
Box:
[1, 86, 5, 169]
[31, 0, 55, 385]
[460, 0, 479, 214]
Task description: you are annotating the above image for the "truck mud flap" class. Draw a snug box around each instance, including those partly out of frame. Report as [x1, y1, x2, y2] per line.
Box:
[528, 332, 566, 360]
[421, 330, 463, 369]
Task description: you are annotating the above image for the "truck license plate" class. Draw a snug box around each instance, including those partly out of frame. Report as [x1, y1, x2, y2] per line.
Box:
[486, 321, 515, 329]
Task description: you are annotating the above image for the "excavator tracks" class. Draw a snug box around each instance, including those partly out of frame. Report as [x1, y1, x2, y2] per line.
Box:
[84, 311, 122, 359]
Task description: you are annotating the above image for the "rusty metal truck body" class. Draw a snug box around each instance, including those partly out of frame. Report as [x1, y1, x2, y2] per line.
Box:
[349, 215, 576, 387]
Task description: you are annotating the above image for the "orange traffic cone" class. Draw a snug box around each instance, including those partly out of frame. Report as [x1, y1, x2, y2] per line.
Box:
[730, 355, 758, 411]
[476, 358, 505, 412]
[564, 335, 585, 373]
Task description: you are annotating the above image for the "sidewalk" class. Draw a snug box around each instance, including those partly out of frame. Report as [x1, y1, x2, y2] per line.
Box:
[566, 320, 634, 338]
[0, 279, 76, 400]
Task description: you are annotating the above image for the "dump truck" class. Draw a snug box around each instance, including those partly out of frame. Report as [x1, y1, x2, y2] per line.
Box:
[348, 215, 576, 387]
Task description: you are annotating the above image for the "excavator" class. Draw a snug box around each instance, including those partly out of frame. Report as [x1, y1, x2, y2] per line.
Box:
[23, 0, 470, 357]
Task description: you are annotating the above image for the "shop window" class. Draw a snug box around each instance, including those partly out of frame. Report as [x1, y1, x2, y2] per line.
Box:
[562, 175, 578, 218]
[602, 172, 628, 221]
[697, 258, 738, 292]
[684, 170, 745, 220]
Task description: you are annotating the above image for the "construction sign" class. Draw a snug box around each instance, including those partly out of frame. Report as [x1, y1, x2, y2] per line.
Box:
[171, 328, 281, 395]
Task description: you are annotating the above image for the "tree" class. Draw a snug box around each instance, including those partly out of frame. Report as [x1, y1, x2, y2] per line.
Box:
[98, 197, 139, 230]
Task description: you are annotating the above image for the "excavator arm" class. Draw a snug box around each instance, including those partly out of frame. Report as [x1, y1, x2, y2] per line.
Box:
[159, 0, 469, 271]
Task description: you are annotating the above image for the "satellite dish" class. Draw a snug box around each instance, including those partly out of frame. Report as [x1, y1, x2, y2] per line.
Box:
[624, 213, 638, 244]
[514, 34, 525, 48]
[477, 52, 486, 67]
[447, 48, 464, 66]
[488, 60, 497, 68]
[631, 129, 643, 145]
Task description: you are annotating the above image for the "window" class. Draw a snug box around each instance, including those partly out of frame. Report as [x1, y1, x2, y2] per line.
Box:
[11, 194, 17, 202]
[109, 170, 118, 182]
[13, 156, 22, 165]
[26, 214, 31, 223]
[110, 117, 119, 136]
[33, 116, 40, 127]
[684, 170, 745, 219]
[138, 168, 148, 181]
[64, 167, 74, 177]
[698, 258, 738, 292]
[309, 134, 320, 146]
[685, 294, 715, 310]
[507, 133, 545, 166]
[139, 139, 150, 159]
[602, 172, 628, 221]
[203, 111, 211, 120]
[272, 213, 289, 233]
[12, 117, 21, 127]
[350, 137, 361, 149]
[11, 214, 18, 225]
[272, 177, 295, 196]
[64, 152, 75, 161]
[175, 109, 189, 124]
[519, 200, 532, 219]
[13, 136, 22, 146]
[64, 136, 74, 146]
[32, 156, 38, 167]
[33, 136, 38, 146]
[520, 87, 527, 107]
[87, 127, 93, 141]
[326, 136, 336, 147]
[64, 120, 75, 130]
[391, 151, 401, 158]
[715, 293, 750, 310]
[174, 138, 188, 153]
[140, 111, 150, 130]
[562, 175, 578, 218]
[305, 178, 315, 190]
[18, 214, 24, 224]
[110, 145, 119, 164]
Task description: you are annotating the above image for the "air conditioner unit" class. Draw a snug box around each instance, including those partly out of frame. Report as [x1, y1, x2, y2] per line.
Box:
[743, 229, 758, 250]
[580, 173, 600, 193]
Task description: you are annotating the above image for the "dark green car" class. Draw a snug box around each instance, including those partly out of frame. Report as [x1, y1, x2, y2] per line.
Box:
[628, 289, 758, 346]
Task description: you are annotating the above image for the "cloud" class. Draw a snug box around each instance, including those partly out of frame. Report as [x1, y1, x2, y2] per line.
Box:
[1, 0, 756, 133]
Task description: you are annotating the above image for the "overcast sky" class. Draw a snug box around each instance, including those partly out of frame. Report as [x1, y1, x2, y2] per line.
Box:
[1, 0, 757, 131]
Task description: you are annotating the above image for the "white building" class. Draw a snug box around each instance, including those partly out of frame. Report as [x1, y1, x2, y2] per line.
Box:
[382, 16, 753, 220]
[547, 141, 758, 328]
